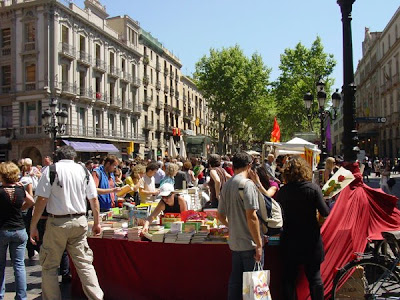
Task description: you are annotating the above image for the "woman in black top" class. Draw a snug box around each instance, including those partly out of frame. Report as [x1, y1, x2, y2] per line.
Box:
[275, 157, 329, 300]
[0, 162, 35, 300]
[142, 183, 187, 233]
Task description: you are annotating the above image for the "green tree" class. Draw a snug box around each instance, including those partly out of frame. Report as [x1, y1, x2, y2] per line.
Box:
[274, 37, 336, 141]
[194, 45, 273, 153]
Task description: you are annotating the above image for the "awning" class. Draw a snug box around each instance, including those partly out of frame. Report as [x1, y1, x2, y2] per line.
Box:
[62, 140, 119, 153]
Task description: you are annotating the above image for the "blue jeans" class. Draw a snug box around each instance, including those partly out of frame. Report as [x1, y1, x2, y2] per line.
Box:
[228, 249, 265, 300]
[0, 228, 28, 300]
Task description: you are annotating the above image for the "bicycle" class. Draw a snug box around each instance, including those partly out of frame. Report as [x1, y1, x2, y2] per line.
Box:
[331, 230, 400, 299]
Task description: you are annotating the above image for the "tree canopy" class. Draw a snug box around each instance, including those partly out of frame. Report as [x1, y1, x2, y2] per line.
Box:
[273, 37, 337, 141]
[194, 45, 274, 152]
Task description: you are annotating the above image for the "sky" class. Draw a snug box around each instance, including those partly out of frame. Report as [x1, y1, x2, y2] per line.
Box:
[73, 0, 399, 89]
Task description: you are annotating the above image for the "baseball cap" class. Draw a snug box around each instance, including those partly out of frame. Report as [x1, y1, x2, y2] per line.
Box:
[159, 183, 175, 197]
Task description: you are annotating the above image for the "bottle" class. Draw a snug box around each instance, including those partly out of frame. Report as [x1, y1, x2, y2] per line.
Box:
[182, 180, 187, 190]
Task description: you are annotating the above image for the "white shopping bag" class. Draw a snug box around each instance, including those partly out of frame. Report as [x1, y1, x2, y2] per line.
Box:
[242, 262, 272, 300]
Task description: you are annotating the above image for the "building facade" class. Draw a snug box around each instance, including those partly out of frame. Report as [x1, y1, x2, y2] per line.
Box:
[354, 7, 400, 159]
[0, 0, 210, 163]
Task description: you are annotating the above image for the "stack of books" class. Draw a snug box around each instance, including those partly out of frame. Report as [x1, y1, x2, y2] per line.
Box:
[113, 229, 127, 240]
[164, 231, 179, 243]
[151, 229, 170, 243]
[191, 231, 209, 244]
[127, 226, 142, 241]
[102, 228, 115, 239]
[175, 231, 195, 244]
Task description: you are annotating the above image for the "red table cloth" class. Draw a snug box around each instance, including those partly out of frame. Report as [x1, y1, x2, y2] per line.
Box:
[71, 238, 282, 300]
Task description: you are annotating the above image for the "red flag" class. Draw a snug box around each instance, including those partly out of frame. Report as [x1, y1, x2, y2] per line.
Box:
[270, 117, 281, 142]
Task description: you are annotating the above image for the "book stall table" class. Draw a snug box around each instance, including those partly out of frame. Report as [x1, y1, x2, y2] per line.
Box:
[70, 238, 283, 300]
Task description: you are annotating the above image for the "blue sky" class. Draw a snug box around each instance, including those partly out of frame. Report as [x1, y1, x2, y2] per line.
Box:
[74, 0, 399, 89]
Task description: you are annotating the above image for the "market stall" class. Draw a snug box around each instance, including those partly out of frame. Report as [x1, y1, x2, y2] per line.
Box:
[262, 137, 321, 170]
[70, 239, 283, 300]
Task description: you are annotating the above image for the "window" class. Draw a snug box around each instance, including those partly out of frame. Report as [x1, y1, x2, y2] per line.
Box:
[109, 82, 115, 101]
[27, 102, 37, 126]
[121, 116, 126, 136]
[78, 107, 85, 135]
[95, 44, 101, 59]
[110, 52, 114, 67]
[1, 105, 12, 128]
[1, 28, 11, 47]
[25, 63, 35, 83]
[109, 114, 115, 134]
[79, 71, 86, 94]
[25, 23, 35, 43]
[95, 76, 101, 93]
[61, 64, 69, 83]
[61, 25, 69, 44]
[79, 35, 85, 52]
[1, 65, 11, 86]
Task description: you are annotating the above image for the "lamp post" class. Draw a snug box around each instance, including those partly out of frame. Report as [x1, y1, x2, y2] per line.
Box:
[304, 80, 342, 170]
[41, 98, 68, 159]
[337, 0, 358, 162]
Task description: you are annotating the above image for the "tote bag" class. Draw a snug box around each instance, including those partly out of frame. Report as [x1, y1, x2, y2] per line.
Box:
[243, 262, 272, 300]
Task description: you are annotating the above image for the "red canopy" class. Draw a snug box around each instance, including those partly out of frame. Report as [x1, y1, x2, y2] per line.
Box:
[297, 162, 400, 299]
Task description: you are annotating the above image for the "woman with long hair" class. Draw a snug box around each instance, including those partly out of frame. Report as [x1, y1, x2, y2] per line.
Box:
[0, 162, 35, 300]
[275, 156, 329, 300]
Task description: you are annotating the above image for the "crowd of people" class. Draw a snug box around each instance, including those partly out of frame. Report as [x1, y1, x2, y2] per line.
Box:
[1, 147, 398, 300]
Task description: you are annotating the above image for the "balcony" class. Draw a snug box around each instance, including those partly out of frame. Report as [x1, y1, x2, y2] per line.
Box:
[156, 62, 161, 72]
[61, 82, 76, 97]
[175, 74, 179, 82]
[143, 75, 149, 86]
[94, 92, 108, 106]
[94, 58, 107, 73]
[156, 81, 161, 91]
[133, 104, 142, 116]
[170, 87, 175, 96]
[143, 120, 154, 130]
[131, 76, 141, 87]
[59, 42, 75, 59]
[1, 85, 11, 94]
[143, 96, 152, 106]
[155, 122, 164, 132]
[109, 96, 121, 109]
[164, 67, 169, 76]
[109, 66, 120, 78]
[164, 85, 169, 94]
[173, 107, 181, 116]
[24, 42, 35, 52]
[156, 100, 164, 110]
[65, 124, 145, 141]
[143, 55, 149, 65]
[1, 47, 11, 56]
[78, 87, 93, 102]
[25, 83, 36, 91]
[170, 72, 175, 80]
[18, 126, 43, 139]
[121, 99, 132, 112]
[183, 111, 192, 120]
[175, 91, 180, 99]
[121, 72, 132, 83]
[77, 51, 91, 66]
[183, 95, 187, 102]
[164, 103, 173, 112]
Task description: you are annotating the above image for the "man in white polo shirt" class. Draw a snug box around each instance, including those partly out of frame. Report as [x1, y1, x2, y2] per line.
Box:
[30, 146, 103, 300]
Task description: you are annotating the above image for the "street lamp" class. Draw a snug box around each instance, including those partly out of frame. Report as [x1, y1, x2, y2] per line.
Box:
[42, 98, 68, 159]
[337, 0, 358, 162]
[304, 80, 342, 170]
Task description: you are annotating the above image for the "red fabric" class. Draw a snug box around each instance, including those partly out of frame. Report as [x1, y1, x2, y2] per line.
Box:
[297, 162, 400, 299]
[270, 117, 281, 143]
[71, 239, 283, 300]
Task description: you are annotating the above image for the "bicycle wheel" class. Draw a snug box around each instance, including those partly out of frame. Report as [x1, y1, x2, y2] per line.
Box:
[332, 258, 400, 299]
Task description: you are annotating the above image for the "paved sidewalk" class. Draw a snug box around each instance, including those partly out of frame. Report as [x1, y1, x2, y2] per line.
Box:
[3, 251, 73, 300]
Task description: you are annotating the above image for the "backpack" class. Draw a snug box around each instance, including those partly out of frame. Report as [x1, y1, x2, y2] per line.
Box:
[238, 178, 283, 235]
[49, 163, 90, 187]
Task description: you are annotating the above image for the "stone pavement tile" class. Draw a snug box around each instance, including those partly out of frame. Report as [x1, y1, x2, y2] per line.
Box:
[3, 250, 75, 300]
